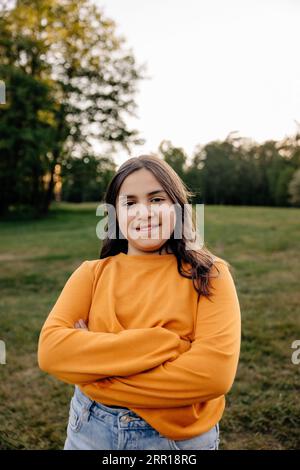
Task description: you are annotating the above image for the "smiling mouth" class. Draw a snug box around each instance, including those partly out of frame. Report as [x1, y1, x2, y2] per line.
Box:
[135, 224, 161, 232]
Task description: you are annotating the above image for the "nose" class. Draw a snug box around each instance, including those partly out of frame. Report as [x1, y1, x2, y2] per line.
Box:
[132, 201, 155, 218]
[130, 202, 159, 227]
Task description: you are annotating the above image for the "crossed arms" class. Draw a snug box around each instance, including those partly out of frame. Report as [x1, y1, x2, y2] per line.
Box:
[37, 259, 241, 408]
[37, 261, 190, 384]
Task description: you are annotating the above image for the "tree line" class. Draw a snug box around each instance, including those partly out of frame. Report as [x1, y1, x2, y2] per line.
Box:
[1, 0, 299, 219]
[159, 133, 300, 207]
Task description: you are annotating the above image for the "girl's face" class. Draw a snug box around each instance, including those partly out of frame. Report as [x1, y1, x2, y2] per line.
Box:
[116, 168, 176, 255]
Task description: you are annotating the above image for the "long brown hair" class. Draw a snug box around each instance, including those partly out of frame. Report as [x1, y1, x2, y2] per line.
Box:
[100, 154, 221, 302]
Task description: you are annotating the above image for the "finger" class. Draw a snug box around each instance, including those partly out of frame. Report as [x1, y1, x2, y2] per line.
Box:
[79, 319, 87, 329]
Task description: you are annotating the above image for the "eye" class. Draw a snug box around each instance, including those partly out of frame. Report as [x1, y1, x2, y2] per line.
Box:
[151, 198, 165, 203]
[123, 198, 164, 206]
[123, 201, 135, 206]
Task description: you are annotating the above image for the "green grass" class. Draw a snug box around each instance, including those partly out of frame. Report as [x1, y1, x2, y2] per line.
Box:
[0, 202, 299, 449]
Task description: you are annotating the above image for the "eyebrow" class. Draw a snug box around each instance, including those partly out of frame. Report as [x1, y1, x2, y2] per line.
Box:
[119, 189, 167, 199]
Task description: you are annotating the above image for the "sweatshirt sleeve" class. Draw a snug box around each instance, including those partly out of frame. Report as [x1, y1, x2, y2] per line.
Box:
[80, 260, 241, 408]
[37, 260, 188, 385]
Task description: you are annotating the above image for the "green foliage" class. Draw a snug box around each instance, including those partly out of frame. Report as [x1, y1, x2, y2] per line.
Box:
[158, 140, 188, 181]
[1, 1, 299, 219]
[166, 133, 300, 207]
[288, 168, 300, 206]
[0, 0, 146, 217]
[60, 154, 116, 202]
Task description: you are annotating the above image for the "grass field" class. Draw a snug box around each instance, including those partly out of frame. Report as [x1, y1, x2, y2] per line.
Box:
[0, 202, 299, 450]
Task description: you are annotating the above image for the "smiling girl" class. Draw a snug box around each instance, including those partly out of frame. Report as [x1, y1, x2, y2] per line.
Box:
[37, 154, 241, 450]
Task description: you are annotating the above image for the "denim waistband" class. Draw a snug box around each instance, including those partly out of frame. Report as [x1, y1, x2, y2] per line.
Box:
[74, 385, 133, 416]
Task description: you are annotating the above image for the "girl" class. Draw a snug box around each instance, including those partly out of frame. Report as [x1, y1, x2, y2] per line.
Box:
[37, 154, 241, 450]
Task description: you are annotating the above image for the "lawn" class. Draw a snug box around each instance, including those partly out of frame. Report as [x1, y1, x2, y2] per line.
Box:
[0, 202, 299, 449]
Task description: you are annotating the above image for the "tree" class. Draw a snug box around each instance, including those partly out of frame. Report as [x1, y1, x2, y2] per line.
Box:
[0, 0, 146, 216]
[190, 138, 238, 205]
[60, 154, 116, 203]
[186, 132, 298, 207]
[288, 168, 300, 206]
[158, 140, 188, 182]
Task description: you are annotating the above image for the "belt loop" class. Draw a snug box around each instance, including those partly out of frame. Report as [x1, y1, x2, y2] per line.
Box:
[81, 398, 95, 422]
[75, 386, 95, 422]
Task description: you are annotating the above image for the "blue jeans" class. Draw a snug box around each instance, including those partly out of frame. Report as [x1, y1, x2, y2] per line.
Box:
[63, 385, 220, 450]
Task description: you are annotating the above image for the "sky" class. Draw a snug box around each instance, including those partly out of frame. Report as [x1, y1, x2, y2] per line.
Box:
[94, 0, 300, 166]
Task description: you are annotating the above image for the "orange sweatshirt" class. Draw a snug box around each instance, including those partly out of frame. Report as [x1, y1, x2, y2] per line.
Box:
[37, 252, 241, 440]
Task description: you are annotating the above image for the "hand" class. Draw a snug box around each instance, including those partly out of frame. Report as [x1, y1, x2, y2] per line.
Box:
[74, 319, 89, 330]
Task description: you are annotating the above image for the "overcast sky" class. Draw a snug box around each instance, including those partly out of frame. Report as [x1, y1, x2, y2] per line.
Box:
[94, 0, 300, 166]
